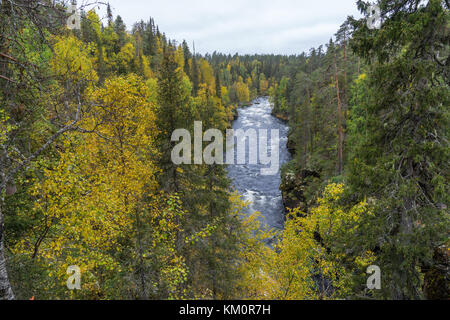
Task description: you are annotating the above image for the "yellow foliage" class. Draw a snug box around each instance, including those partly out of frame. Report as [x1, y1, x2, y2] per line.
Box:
[13, 74, 170, 297]
[235, 81, 250, 103]
[259, 78, 269, 95]
[0, 110, 15, 145]
[175, 46, 185, 71]
[240, 184, 375, 300]
[116, 42, 135, 72]
[51, 35, 98, 83]
[232, 193, 277, 300]
[199, 59, 216, 93]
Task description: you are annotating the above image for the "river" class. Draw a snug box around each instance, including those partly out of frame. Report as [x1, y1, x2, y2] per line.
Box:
[227, 97, 291, 230]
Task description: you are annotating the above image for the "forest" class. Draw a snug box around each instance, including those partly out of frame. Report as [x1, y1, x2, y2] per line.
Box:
[0, 0, 448, 300]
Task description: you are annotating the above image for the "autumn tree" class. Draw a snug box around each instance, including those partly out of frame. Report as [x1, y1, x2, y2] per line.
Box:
[0, 1, 100, 300]
[246, 184, 375, 300]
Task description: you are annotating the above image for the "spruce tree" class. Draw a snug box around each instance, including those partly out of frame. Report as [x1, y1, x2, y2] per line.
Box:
[114, 15, 127, 49]
[106, 3, 113, 27]
[215, 72, 222, 98]
[348, 0, 449, 299]
[156, 46, 193, 193]
[182, 40, 192, 77]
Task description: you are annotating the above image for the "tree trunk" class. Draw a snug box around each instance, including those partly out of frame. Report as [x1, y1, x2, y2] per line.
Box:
[0, 199, 15, 300]
[303, 87, 311, 168]
[135, 210, 147, 300]
[334, 53, 344, 175]
[358, 57, 361, 75]
[343, 41, 348, 136]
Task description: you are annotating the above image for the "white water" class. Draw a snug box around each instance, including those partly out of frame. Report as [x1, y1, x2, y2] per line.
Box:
[227, 97, 291, 230]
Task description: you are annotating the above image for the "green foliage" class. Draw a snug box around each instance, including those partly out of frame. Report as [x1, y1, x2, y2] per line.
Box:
[346, 0, 449, 299]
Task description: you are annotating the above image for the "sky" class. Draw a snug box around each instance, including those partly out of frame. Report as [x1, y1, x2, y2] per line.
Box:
[92, 0, 363, 55]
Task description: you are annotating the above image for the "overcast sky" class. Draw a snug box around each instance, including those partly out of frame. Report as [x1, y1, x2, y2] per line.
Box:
[94, 0, 363, 55]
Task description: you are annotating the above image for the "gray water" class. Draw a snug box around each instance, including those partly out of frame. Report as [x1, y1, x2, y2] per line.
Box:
[227, 97, 291, 230]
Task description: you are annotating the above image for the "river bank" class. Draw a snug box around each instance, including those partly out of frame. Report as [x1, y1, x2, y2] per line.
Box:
[269, 102, 320, 214]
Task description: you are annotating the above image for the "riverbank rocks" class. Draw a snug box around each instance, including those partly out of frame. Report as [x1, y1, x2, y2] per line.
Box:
[280, 166, 321, 213]
[423, 245, 450, 300]
[272, 112, 289, 122]
[225, 104, 238, 124]
[286, 134, 296, 155]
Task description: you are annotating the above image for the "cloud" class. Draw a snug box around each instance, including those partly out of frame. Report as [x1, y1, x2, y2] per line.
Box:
[98, 0, 363, 55]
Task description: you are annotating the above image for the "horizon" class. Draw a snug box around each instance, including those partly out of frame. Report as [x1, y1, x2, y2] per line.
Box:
[94, 0, 363, 55]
